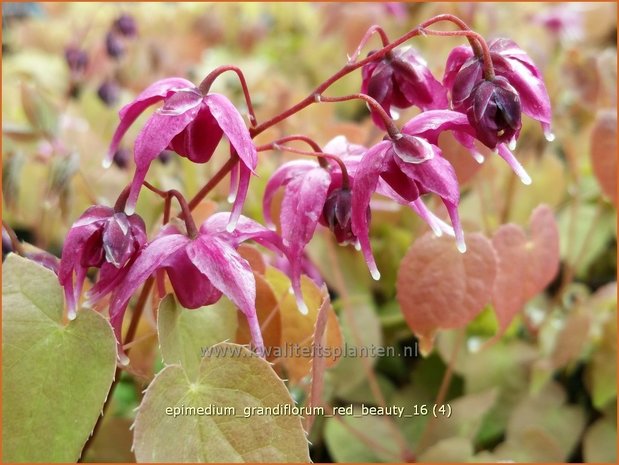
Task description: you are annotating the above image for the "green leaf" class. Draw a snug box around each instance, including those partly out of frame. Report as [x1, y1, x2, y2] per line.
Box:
[157, 294, 238, 380]
[324, 414, 401, 462]
[2, 254, 117, 462]
[20, 82, 59, 137]
[583, 417, 617, 462]
[132, 343, 310, 462]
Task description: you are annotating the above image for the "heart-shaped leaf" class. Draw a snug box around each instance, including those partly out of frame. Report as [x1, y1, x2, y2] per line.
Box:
[158, 294, 238, 380]
[132, 343, 311, 462]
[491, 205, 560, 333]
[2, 254, 117, 462]
[590, 110, 617, 205]
[396, 233, 497, 353]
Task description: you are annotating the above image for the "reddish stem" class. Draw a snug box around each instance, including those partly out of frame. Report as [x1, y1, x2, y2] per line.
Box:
[113, 186, 131, 213]
[198, 65, 258, 126]
[421, 13, 484, 56]
[319, 93, 400, 138]
[250, 14, 493, 137]
[143, 182, 199, 238]
[348, 24, 391, 63]
[262, 135, 329, 168]
[419, 28, 495, 80]
[186, 155, 239, 212]
[257, 143, 350, 189]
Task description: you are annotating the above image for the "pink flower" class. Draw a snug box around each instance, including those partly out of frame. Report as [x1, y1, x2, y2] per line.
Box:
[58, 205, 147, 320]
[107, 213, 284, 363]
[351, 115, 469, 279]
[262, 137, 366, 313]
[361, 47, 448, 128]
[443, 39, 553, 143]
[105, 77, 256, 230]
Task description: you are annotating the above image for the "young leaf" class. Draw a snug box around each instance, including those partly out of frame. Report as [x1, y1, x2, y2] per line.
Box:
[158, 294, 238, 380]
[132, 343, 311, 462]
[2, 254, 117, 462]
[396, 233, 497, 353]
[590, 109, 617, 205]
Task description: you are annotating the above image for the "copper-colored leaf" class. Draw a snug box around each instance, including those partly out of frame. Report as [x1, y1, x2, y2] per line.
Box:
[590, 110, 617, 205]
[237, 244, 267, 274]
[396, 233, 497, 353]
[491, 205, 560, 334]
[264, 266, 342, 382]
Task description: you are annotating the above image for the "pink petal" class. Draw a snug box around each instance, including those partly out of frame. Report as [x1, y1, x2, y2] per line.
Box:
[188, 236, 264, 354]
[443, 45, 475, 90]
[402, 109, 474, 144]
[263, 160, 316, 228]
[105, 77, 194, 167]
[410, 198, 455, 237]
[108, 233, 189, 363]
[227, 161, 251, 232]
[204, 93, 257, 171]
[280, 167, 331, 313]
[350, 141, 390, 280]
[164, 249, 222, 309]
[497, 144, 532, 185]
[168, 102, 223, 163]
[126, 89, 203, 213]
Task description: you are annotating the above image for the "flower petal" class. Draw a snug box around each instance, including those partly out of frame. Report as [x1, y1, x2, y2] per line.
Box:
[262, 160, 317, 228]
[105, 77, 195, 167]
[443, 45, 475, 90]
[164, 249, 222, 309]
[401, 109, 474, 144]
[126, 89, 203, 213]
[188, 236, 264, 354]
[351, 141, 390, 280]
[108, 233, 190, 363]
[280, 167, 331, 313]
[227, 160, 251, 232]
[497, 143, 532, 185]
[168, 102, 223, 163]
[205, 93, 257, 171]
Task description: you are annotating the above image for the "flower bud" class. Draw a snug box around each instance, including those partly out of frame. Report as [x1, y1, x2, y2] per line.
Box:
[113, 14, 137, 37]
[391, 134, 434, 164]
[64, 46, 88, 74]
[465, 76, 522, 149]
[322, 188, 362, 245]
[112, 147, 130, 169]
[97, 79, 120, 106]
[105, 31, 125, 59]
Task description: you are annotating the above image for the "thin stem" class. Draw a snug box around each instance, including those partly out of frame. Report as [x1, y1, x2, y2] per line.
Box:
[418, 28, 495, 80]
[144, 182, 198, 238]
[113, 186, 131, 213]
[250, 14, 492, 137]
[420, 13, 483, 56]
[416, 329, 465, 453]
[325, 235, 414, 461]
[2, 221, 24, 256]
[187, 156, 239, 212]
[198, 65, 257, 126]
[319, 93, 400, 139]
[348, 24, 391, 63]
[257, 143, 350, 189]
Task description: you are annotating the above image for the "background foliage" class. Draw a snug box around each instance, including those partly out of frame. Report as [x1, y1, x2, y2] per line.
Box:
[2, 2, 617, 462]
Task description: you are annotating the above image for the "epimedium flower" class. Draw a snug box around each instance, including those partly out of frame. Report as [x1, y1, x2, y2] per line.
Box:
[107, 212, 285, 363]
[58, 205, 147, 320]
[351, 119, 467, 280]
[361, 46, 448, 128]
[443, 38, 553, 145]
[105, 77, 257, 230]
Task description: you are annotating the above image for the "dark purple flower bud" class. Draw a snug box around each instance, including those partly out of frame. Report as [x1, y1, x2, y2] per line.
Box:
[464, 76, 522, 149]
[113, 14, 137, 37]
[97, 79, 120, 106]
[112, 147, 130, 169]
[105, 31, 125, 59]
[322, 188, 361, 245]
[361, 47, 448, 129]
[58, 205, 147, 319]
[64, 46, 88, 74]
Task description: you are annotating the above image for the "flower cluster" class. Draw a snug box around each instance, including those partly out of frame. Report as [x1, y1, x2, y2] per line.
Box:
[57, 16, 552, 363]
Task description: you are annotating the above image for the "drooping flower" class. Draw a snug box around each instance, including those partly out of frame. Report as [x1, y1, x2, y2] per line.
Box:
[113, 13, 137, 37]
[402, 109, 531, 185]
[107, 213, 284, 363]
[58, 205, 147, 319]
[443, 38, 553, 143]
[362, 46, 448, 128]
[105, 77, 256, 230]
[351, 116, 471, 279]
[97, 79, 120, 106]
